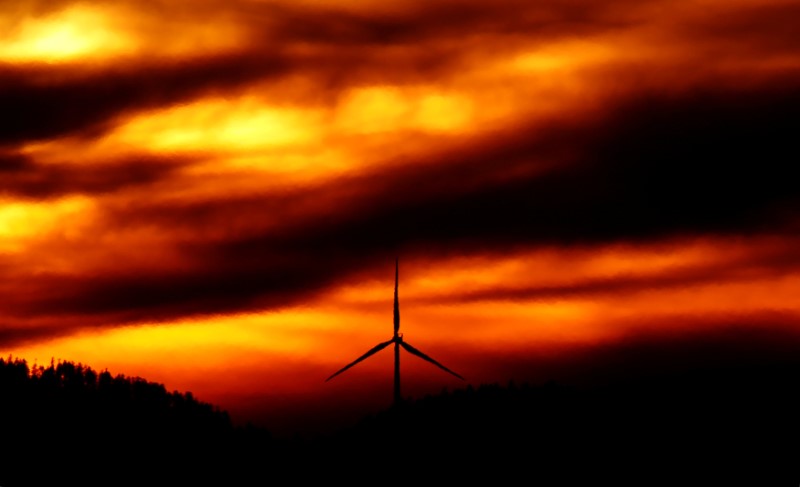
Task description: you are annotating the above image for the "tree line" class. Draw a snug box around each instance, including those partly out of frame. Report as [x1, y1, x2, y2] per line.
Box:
[0, 356, 273, 486]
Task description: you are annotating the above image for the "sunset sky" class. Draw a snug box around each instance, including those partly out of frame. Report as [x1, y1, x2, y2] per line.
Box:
[1, 0, 799, 435]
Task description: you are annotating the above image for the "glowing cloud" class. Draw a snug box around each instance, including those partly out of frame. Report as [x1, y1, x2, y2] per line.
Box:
[110, 97, 324, 153]
[0, 196, 95, 253]
[0, 5, 135, 62]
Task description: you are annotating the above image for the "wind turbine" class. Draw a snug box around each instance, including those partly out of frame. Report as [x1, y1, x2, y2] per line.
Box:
[326, 258, 464, 407]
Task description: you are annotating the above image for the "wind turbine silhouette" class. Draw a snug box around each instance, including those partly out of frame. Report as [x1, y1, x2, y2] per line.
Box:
[326, 258, 464, 407]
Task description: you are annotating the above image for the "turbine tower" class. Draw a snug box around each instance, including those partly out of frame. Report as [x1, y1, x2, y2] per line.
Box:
[326, 258, 464, 407]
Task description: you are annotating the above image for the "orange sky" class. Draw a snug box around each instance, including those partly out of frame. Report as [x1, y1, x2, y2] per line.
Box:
[2, 0, 800, 436]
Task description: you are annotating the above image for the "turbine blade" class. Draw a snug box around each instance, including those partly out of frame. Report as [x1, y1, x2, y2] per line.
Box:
[394, 258, 400, 336]
[325, 339, 394, 382]
[400, 341, 465, 380]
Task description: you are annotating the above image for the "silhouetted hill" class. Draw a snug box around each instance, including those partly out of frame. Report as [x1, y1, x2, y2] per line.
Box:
[3, 356, 799, 485]
[303, 363, 800, 484]
[0, 357, 274, 486]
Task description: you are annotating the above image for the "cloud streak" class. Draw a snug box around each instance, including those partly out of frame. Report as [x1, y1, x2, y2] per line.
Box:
[1, 80, 799, 339]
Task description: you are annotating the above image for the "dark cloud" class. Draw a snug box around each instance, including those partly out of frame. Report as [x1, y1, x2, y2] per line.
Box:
[0, 43, 459, 146]
[205, 79, 800, 274]
[0, 53, 291, 145]
[0, 151, 187, 198]
[0, 323, 80, 350]
[414, 252, 800, 305]
[247, 0, 639, 46]
[0, 247, 358, 340]
[0, 152, 29, 175]
[677, 1, 800, 55]
[320, 80, 800, 251]
[0, 0, 651, 147]
[1, 78, 796, 340]
[460, 313, 800, 389]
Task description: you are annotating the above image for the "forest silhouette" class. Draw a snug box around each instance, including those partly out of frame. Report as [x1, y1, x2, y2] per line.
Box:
[2, 355, 800, 484]
[0, 356, 273, 485]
